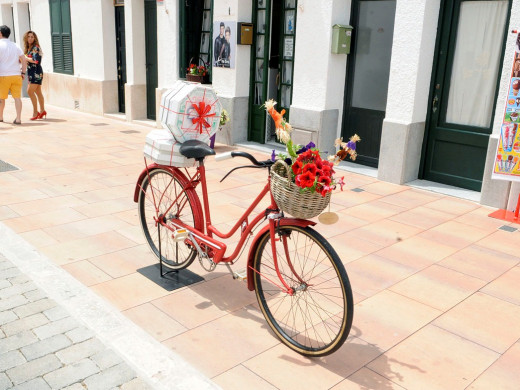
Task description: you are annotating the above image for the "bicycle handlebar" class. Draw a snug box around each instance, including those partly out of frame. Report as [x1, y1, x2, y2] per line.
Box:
[215, 151, 274, 167]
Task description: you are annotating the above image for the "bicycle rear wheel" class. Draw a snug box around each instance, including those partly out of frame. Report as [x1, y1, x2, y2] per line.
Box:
[253, 225, 353, 356]
[138, 168, 202, 270]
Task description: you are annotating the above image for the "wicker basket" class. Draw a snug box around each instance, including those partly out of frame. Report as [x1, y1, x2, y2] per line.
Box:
[270, 160, 331, 219]
[186, 73, 204, 83]
[186, 57, 209, 84]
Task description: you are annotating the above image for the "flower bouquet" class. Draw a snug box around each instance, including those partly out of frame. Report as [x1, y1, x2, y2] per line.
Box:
[186, 61, 209, 83]
[265, 100, 360, 219]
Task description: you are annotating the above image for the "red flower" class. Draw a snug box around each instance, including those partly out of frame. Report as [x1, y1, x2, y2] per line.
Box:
[303, 163, 317, 175]
[318, 175, 331, 186]
[292, 160, 303, 175]
[298, 171, 316, 188]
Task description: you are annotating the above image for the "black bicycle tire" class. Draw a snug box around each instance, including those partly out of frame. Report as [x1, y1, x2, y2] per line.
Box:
[253, 225, 353, 356]
[138, 168, 201, 270]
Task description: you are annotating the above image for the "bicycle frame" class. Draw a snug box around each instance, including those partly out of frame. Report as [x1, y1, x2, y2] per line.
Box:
[135, 159, 316, 292]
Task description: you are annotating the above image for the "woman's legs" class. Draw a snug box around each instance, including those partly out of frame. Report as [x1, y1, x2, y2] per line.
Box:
[27, 83, 38, 117]
[35, 85, 45, 113]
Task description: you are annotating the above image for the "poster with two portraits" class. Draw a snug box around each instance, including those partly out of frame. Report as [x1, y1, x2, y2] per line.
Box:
[213, 21, 236, 69]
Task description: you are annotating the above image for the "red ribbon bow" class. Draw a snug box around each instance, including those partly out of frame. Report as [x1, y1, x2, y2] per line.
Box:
[191, 101, 216, 134]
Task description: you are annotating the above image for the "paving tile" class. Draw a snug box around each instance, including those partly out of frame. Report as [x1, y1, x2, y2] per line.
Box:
[3, 208, 88, 234]
[423, 196, 480, 215]
[330, 367, 406, 390]
[378, 189, 442, 209]
[123, 303, 187, 341]
[476, 229, 520, 258]
[468, 341, 520, 390]
[43, 215, 133, 243]
[417, 220, 490, 249]
[91, 272, 171, 311]
[347, 219, 423, 247]
[339, 200, 408, 223]
[345, 254, 417, 298]
[327, 234, 385, 264]
[368, 325, 500, 390]
[19, 230, 60, 248]
[212, 364, 278, 389]
[39, 231, 137, 265]
[434, 292, 520, 353]
[61, 260, 113, 286]
[152, 275, 257, 329]
[389, 205, 456, 230]
[242, 337, 382, 390]
[353, 290, 441, 351]
[480, 266, 520, 306]
[438, 245, 519, 282]
[374, 235, 458, 270]
[8, 195, 88, 216]
[359, 181, 408, 196]
[88, 245, 156, 279]
[163, 305, 280, 378]
[454, 206, 510, 231]
[389, 264, 486, 311]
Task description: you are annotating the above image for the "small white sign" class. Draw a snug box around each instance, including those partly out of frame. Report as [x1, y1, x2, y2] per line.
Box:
[284, 37, 294, 58]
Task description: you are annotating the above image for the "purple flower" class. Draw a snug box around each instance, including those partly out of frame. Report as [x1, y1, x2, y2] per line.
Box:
[347, 141, 356, 150]
[284, 158, 293, 166]
[306, 141, 316, 149]
[271, 150, 276, 161]
[296, 146, 307, 154]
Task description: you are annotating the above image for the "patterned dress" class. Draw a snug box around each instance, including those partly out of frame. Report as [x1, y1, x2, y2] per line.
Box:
[26, 45, 43, 85]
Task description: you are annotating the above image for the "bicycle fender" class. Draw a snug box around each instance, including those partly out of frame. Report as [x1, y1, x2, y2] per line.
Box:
[133, 164, 192, 202]
[246, 218, 317, 291]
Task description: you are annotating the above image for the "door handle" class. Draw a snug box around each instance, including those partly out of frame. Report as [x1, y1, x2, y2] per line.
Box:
[276, 73, 280, 89]
[432, 95, 439, 112]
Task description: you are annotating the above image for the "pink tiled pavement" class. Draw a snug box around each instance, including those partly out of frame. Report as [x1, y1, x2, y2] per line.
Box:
[1, 99, 520, 389]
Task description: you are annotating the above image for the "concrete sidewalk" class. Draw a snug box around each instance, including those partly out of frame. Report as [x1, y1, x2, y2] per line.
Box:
[1, 99, 520, 389]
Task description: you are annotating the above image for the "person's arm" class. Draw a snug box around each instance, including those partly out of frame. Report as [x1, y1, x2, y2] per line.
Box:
[19, 54, 27, 78]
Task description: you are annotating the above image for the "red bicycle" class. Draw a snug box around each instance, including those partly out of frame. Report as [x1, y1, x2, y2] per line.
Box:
[134, 140, 354, 356]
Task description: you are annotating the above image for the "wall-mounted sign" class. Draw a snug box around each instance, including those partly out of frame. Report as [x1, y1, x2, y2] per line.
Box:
[284, 37, 294, 58]
[492, 32, 520, 182]
[213, 21, 237, 69]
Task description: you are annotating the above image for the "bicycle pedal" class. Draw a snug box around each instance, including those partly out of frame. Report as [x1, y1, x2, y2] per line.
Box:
[233, 269, 247, 281]
[173, 229, 189, 242]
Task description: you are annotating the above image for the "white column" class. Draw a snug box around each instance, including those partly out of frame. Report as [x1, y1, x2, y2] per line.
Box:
[0, 4, 15, 39]
[124, 0, 146, 120]
[377, 0, 440, 184]
[12, 1, 30, 45]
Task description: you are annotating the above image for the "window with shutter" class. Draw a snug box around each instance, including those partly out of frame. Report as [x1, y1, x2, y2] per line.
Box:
[49, 0, 73, 75]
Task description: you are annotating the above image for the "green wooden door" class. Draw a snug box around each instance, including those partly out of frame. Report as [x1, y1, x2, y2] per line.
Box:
[249, 0, 297, 144]
[341, 0, 396, 167]
[421, 0, 510, 191]
[144, 0, 158, 120]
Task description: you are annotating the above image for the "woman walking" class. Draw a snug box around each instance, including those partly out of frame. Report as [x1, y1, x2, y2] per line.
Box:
[23, 31, 46, 120]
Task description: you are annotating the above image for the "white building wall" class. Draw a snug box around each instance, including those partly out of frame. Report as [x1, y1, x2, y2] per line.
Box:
[157, 0, 179, 89]
[212, 0, 252, 97]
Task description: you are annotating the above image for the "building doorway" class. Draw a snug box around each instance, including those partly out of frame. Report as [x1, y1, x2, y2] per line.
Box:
[144, 0, 158, 120]
[421, 0, 510, 191]
[115, 5, 126, 113]
[248, 0, 297, 144]
[341, 0, 396, 167]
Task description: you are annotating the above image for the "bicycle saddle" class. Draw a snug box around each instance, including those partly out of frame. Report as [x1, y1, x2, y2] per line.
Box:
[179, 139, 216, 160]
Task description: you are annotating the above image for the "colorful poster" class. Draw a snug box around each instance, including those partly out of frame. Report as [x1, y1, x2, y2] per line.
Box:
[492, 33, 520, 181]
[213, 21, 236, 69]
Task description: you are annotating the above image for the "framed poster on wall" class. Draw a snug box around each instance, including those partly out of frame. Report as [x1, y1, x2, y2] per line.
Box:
[213, 21, 237, 69]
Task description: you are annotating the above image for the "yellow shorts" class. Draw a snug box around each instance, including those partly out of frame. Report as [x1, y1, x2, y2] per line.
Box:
[0, 75, 23, 99]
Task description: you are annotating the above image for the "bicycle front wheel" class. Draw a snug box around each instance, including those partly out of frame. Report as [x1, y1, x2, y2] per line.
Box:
[138, 168, 202, 270]
[253, 225, 353, 356]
